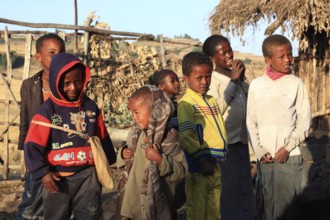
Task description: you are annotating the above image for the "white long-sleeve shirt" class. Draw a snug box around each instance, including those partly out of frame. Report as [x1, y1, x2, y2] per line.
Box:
[246, 73, 311, 160]
[208, 71, 249, 144]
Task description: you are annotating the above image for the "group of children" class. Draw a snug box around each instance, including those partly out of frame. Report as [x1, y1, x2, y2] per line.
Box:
[16, 33, 311, 220]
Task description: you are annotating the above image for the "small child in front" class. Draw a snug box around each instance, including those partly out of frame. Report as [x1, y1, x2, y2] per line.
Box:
[116, 85, 187, 220]
[178, 52, 228, 220]
[24, 53, 117, 220]
[246, 34, 311, 220]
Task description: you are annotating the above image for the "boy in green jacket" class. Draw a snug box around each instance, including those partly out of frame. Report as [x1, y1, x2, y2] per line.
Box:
[178, 52, 227, 220]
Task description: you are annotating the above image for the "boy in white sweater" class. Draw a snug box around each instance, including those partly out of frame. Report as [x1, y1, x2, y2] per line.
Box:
[246, 34, 311, 220]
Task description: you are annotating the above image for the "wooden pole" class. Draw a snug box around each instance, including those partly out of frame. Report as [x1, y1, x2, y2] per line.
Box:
[83, 14, 94, 63]
[3, 26, 11, 179]
[159, 35, 166, 68]
[5, 28, 12, 80]
[74, 0, 78, 53]
[23, 33, 32, 80]
[0, 17, 155, 39]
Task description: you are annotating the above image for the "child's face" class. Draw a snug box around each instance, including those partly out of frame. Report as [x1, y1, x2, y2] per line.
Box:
[212, 41, 234, 69]
[265, 44, 293, 74]
[159, 73, 180, 98]
[129, 97, 151, 130]
[183, 64, 212, 95]
[35, 39, 63, 71]
[59, 68, 84, 101]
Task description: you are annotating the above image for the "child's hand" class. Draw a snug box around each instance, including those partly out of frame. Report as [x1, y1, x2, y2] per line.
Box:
[123, 148, 134, 159]
[231, 60, 245, 81]
[197, 157, 214, 176]
[41, 172, 60, 193]
[145, 144, 163, 165]
[274, 147, 289, 163]
[260, 152, 273, 164]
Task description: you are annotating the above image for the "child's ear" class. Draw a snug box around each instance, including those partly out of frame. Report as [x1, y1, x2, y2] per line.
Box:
[35, 53, 41, 62]
[265, 56, 271, 66]
[183, 75, 189, 84]
[159, 84, 165, 91]
[211, 56, 216, 64]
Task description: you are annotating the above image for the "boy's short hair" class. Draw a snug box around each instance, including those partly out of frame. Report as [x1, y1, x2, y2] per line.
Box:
[262, 34, 292, 58]
[36, 33, 66, 53]
[149, 69, 177, 87]
[129, 86, 152, 108]
[203, 35, 230, 57]
[182, 52, 213, 76]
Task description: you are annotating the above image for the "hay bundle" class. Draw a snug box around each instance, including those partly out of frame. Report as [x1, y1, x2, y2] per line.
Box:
[85, 36, 182, 128]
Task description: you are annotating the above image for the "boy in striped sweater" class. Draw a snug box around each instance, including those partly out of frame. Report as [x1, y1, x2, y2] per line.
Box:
[178, 52, 227, 220]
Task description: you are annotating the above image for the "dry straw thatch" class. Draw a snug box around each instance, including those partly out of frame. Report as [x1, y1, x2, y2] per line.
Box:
[209, 0, 330, 51]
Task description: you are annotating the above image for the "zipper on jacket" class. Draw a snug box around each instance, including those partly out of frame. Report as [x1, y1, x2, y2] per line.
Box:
[203, 96, 227, 151]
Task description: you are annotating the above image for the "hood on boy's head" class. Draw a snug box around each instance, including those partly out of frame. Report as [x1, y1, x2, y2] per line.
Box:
[49, 53, 90, 102]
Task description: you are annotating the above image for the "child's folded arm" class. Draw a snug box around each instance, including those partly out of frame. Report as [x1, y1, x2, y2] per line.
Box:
[159, 150, 187, 181]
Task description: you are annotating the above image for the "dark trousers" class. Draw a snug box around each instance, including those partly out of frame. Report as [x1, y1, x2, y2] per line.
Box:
[220, 142, 255, 220]
[260, 155, 304, 220]
[43, 167, 103, 220]
[16, 171, 43, 220]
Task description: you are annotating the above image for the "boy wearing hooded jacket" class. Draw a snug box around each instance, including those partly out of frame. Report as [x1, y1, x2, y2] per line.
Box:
[24, 53, 116, 220]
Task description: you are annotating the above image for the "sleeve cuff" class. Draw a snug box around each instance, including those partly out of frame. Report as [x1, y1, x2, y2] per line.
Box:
[116, 145, 127, 168]
[230, 79, 240, 84]
[284, 137, 297, 152]
[285, 143, 296, 152]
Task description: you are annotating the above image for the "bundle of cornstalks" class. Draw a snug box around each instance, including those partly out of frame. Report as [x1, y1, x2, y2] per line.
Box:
[85, 36, 182, 128]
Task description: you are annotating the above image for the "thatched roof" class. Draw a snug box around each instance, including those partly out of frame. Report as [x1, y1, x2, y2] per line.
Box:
[209, 0, 330, 51]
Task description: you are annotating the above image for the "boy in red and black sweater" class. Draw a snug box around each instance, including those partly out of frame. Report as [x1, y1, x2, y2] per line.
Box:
[24, 53, 116, 220]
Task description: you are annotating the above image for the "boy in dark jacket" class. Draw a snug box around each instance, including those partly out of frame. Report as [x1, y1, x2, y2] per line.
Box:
[17, 33, 65, 220]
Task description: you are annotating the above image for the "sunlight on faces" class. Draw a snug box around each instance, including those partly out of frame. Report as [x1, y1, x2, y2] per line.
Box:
[213, 41, 234, 69]
[183, 64, 212, 95]
[265, 44, 293, 74]
[59, 67, 84, 101]
[158, 72, 180, 99]
[128, 97, 151, 130]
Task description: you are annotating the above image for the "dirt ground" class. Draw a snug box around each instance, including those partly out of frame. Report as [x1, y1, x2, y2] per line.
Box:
[0, 169, 190, 220]
[0, 182, 118, 220]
